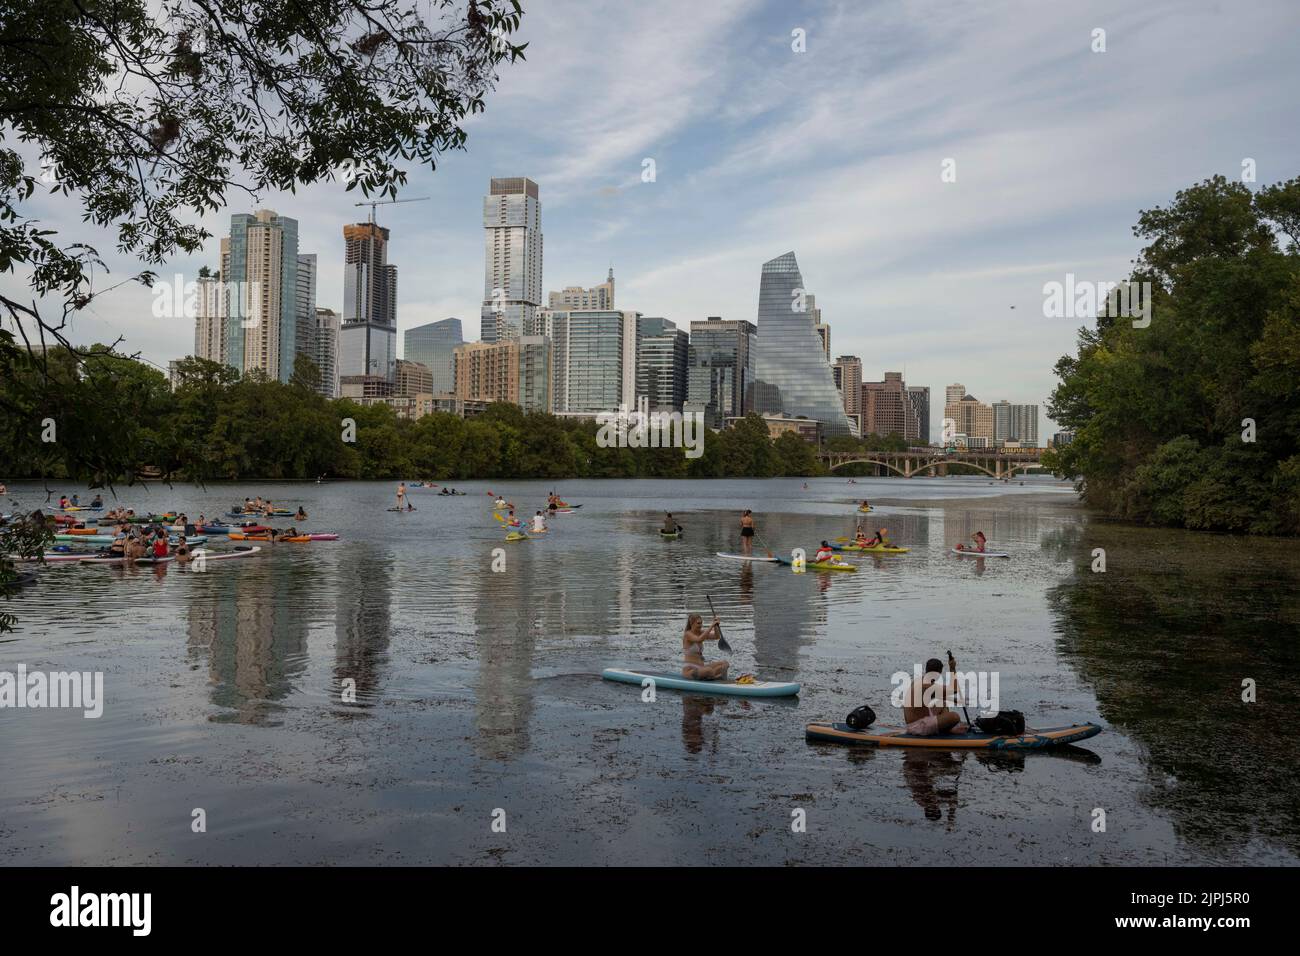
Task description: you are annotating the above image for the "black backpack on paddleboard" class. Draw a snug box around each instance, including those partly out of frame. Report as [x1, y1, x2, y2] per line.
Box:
[846, 705, 876, 730]
[975, 710, 1026, 736]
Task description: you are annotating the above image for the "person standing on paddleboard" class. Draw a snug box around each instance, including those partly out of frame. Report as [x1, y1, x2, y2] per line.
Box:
[682, 613, 728, 682]
[739, 510, 755, 554]
[901, 656, 967, 737]
[396, 482, 407, 510]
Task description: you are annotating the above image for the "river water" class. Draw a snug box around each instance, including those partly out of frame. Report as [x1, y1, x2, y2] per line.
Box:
[2, 476, 1296, 865]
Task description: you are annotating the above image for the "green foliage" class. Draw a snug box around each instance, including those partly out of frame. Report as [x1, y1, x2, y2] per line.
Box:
[1049, 174, 1300, 534]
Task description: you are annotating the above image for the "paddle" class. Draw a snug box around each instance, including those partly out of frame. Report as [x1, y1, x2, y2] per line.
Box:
[752, 529, 775, 559]
[706, 595, 731, 653]
[947, 650, 972, 730]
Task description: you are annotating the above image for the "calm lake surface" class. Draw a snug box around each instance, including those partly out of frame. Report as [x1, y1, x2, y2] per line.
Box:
[2, 476, 1297, 865]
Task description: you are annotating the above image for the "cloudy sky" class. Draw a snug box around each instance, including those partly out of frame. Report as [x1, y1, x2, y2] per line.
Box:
[9, 0, 1300, 440]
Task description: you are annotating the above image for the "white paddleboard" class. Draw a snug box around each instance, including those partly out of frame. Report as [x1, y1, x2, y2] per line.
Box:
[951, 548, 1010, 558]
[715, 552, 780, 562]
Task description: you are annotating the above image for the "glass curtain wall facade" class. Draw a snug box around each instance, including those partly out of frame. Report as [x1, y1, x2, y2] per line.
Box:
[404, 318, 463, 395]
[636, 317, 688, 411]
[749, 252, 854, 437]
[549, 310, 637, 414]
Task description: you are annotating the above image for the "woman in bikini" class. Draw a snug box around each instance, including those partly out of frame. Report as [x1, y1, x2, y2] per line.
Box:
[681, 613, 728, 682]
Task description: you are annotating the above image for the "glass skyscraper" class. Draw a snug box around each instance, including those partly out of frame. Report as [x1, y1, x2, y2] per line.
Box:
[688, 316, 755, 423]
[220, 209, 300, 383]
[481, 177, 543, 343]
[636, 317, 688, 411]
[404, 318, 463, 395]
[750, 252, 855, 437]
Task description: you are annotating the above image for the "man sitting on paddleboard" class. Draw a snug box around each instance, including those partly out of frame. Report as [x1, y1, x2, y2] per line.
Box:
[901, 656, 968, 737]
[662, 512, 679, 534]
[682, 613, 728, 682]
[532, 511, 547, 533]
[954, 531, 987, 553]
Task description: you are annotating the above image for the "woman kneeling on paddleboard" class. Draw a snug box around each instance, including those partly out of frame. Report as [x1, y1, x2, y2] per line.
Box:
[682, 613, 728, 682]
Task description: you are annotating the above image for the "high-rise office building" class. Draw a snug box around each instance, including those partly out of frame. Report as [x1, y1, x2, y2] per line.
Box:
[549, 268, 614, 311]
[547, 310, 638, 415]
[862, 372, 918, 439]
[313, 308, 340, 399]
[295, 253, 316, 375]
[404, 318, 463, 395]
[687, 316, 755, 425]
[944, 386, 995, 442]
[636, 317, 688, 412]
[220, 209, 300, 382]
[993, 401, 1040, 446]
[339, 222, 397, 382]
[750, 252, 854, 437]
[480, 177, 543, 342]
[907, 385, 931, 444]
[833, 355, 863, 431]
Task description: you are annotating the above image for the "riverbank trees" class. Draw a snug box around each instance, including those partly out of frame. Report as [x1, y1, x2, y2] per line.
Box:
[1045, 174, 1300, 535]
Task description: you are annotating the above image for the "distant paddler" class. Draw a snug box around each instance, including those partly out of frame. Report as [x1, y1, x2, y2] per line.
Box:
[396, 482, 407, 510]
[739, 509, 756, 554]
[661, 512, 681, 535]
[532, 511, 548, 534]
[295, 506, 308, 521]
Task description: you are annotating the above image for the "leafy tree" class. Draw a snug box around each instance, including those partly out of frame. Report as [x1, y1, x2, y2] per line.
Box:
[1048, 174, 1300, 534]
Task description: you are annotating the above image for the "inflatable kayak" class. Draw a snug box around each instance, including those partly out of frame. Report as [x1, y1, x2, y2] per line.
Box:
[602, 668, 800, 698]
[659, 531, 681, 539]
[856, 507, 872, 513]
[59, 527, 103, 535]
[505, 532, 528, 541]
[804, 721, 1102, 750]
[776, 557, 856, 572]
[834, 544, 910, 554]
[715, 552, 779, 562]
[54, 534, 114, 543]
[306, 533, 339, 541]
[952, 548, 1010, 558]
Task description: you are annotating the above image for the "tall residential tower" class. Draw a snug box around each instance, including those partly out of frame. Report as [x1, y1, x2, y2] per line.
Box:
[481, 177, 543, 342]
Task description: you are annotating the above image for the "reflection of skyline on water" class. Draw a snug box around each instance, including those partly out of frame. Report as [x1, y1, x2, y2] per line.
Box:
[183, 560, 309, 726]
[333, 545, 392, 713]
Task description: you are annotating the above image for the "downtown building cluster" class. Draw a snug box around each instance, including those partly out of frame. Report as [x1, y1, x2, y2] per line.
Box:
[177, 177, 1041, 446]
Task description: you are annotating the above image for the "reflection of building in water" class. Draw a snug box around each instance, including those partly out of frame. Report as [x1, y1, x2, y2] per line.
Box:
[749, 515, 826, 676]
[183, 563, 309, 725]
[471, 547, 544, 760]
[333, 547, 393, 708]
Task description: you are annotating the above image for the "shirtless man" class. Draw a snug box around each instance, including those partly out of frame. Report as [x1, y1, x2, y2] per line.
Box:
[396, 482, 407, 510]
[682, 612, 728, 681]
[901, 653, 968, 737]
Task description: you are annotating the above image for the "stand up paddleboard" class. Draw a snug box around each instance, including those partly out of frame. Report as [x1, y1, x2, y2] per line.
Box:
[715, 552, 779, 562]
[951, 548, 1010, 558]
[805, 721, 1101, 750]
[603, 668, 799, 698]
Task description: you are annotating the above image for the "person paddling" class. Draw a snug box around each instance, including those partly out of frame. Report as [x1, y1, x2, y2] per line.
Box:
[532, 511, 547, 534]
[900, 654, 968, 737]
[682, 612, 728, 682]
[661, 512, 681, 535]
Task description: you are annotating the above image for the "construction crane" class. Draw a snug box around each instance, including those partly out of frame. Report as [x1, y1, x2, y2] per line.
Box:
[354, 196, 431, 225]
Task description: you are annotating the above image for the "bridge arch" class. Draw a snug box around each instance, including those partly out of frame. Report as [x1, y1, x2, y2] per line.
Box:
[825, 458, 909, 478]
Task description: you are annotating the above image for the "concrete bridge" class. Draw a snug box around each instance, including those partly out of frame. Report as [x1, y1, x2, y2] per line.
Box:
[820, 446, 1047, 479]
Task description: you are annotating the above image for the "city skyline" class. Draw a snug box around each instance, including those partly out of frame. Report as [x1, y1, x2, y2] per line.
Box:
[6, 0, 1297, 444]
